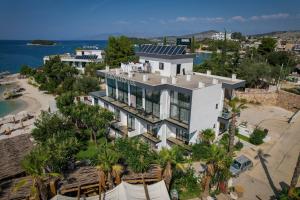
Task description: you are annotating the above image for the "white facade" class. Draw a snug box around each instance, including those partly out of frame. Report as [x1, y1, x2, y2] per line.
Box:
[43, 49, 105, 73]
[211, 32, 232, 40]
[90, 45, 244, 150]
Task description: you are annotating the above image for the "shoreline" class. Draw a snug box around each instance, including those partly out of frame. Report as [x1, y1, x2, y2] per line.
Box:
[0, 74, 55, 118]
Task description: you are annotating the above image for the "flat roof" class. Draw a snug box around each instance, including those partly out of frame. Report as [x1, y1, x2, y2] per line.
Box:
[97, 69, 245, 91]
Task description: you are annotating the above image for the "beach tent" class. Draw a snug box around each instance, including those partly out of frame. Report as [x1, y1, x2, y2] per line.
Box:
[51, 180, 170, 200]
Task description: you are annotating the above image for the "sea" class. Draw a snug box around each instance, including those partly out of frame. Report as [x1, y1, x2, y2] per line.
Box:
[0, 40, 210, 117]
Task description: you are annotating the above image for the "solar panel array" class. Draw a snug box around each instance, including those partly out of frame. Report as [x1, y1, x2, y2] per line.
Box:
[75, 55, 98, 60]
[138, 45, 186, 56]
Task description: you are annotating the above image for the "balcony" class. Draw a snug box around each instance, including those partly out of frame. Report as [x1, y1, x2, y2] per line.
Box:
[140, 132, 161, 144]
[167, 137, 191, 151]
[110, 121, 128, 136]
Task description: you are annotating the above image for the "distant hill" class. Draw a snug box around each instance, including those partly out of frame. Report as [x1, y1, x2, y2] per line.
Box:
[147, 30, 219, 43]
[251, 30, 300, 41]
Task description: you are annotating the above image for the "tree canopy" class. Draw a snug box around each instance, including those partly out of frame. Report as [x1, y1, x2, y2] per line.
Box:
[105, 36, 136, 67]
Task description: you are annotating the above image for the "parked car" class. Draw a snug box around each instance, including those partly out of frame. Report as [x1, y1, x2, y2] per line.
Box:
[230, 155, 253, 177]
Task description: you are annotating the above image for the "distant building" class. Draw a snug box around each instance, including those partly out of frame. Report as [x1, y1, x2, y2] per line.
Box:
[176, 38, 191, 48]
[211, 32, 232, 40]
[276, 39, 294, 52]
[43, 47, 105, 73]
[90, 44, 245, 150]
[293, 44, 300, 53]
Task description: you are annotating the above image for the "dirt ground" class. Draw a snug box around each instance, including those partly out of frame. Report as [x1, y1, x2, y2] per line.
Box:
[233, 105, 300, 200]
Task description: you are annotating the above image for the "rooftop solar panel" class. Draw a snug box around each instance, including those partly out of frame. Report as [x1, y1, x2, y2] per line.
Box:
[177, 46, 185, 54]
[162, 46, 171, 54]
[158, 46, 167, 54]
[140, 45, 148, 52]
[143, 45, 152, 53]
[148, 45, 157, 53]
[167, 46, 176, 55]
[138, 45, 187, 56]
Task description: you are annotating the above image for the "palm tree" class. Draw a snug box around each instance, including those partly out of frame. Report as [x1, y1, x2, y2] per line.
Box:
[201, 145, 231, 199]
[19, 147, 59, 200]
[96, 139, 121, 195]
[200, 129, 216, 145]
[288, 152, 300, 197]
[227, 98, 246, 155]
[159, 146, 185, 190]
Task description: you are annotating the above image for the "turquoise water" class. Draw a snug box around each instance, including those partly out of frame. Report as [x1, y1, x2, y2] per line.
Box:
[0, 85, 26, 118]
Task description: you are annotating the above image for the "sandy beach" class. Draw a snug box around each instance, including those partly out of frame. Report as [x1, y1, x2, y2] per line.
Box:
[0, 74, 55, 116]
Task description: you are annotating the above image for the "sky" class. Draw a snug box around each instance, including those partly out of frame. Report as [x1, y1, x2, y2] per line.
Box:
[0, 0, 300, 40]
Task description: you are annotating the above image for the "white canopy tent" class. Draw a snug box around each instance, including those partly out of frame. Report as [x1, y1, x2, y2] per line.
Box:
[51, 180, 170, 200]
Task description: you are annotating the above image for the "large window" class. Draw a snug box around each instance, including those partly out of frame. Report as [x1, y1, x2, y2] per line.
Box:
[145, 90, 160, 118]
[176, 128, 189, 143]
[170, 91, 191, 124]
[115, 109, 120, 122]
[117, 81, 128, 104]
[127, 115, 135, 130]
[130, 85, 143, 109]
[147, 124, 159, 137]
[107, 78, 116, 99]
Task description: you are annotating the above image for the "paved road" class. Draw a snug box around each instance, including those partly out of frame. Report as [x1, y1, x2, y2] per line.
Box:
[233, 105, 300, 200]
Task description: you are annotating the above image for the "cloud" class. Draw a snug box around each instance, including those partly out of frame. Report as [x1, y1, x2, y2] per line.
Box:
[175, 16, 224, 23]
[250, 13, 290, 20]
[230, 16, 246, 22]
[175, 16, 197, 22]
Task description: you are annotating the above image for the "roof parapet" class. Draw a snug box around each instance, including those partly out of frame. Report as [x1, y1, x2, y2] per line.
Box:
[198, 82, 205, 88]
[186, 74, 191, 81]
[171, 77, 177, 84]
[143, 74, 148, 82]
[161, 77, 167, 84]
[232, 74, 237, 81]
[212, 78, 218, 84]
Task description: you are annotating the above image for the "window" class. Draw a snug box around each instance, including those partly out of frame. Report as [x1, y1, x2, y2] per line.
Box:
[130, 85, 143, 109]
[176, 128, 189, 143]
[170, 91, 191, 124]
[94, 97, 98, 105]
[107, 78, 116, 99]
[147, 124, 158, 137]
[115, 109, 120, 122]
[159, 62, 164, 70]
[145, 90, 160, 118]
[213, 124, 216, 128]
[127, 115, 135, 130]
[216, 104, 219, 109]
[104, 103, 109, 109]
[117, 81, 128, 104]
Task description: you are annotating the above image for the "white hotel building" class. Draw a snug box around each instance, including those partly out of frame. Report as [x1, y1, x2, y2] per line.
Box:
[43, 47, 105, 73]
[90, 45, 245, 150]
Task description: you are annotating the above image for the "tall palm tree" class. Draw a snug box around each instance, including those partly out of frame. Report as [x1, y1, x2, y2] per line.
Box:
[288, 152, 300, 197]
[200, 129, 216, 145]
[96, 139, 121, 194]
[228, 98, 246, 155]
[19, 147, 59, 200]
[201, 145, 231, 199]
[159, 146, 185, 190]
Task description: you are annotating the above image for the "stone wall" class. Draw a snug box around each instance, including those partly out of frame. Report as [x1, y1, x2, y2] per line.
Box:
[236, 89, 278, 106]
[277, 90, 300, 111]
[236, 89, 300, 112]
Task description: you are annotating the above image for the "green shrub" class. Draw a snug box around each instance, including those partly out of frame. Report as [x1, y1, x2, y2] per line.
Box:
[172, 167, 201, 199]
[249, 128, 267, 145]
[234, 141, 243, 150]
[191, 143, 212, 161]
